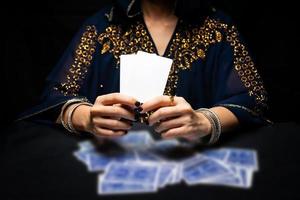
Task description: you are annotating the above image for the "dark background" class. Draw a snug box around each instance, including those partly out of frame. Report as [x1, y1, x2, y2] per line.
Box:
[1, 1, 300, 199]
[3, 0, 299, 128]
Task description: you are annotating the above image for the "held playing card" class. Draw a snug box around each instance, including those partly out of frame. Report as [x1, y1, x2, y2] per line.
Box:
[120, 51, 173, 103]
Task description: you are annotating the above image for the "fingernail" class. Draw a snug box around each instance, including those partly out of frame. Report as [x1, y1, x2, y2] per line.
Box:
[137, 107, 143, 112]
[124, 131, 128, 135]
[134, 107, 143, 114]
[135, 101, 142, 107]
[145, 120, 149, 125]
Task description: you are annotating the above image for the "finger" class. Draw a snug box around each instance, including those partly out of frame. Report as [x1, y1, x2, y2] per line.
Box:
[95, 93, 137, 107]
[148, 106, 182, 126]
[141, 95, 177, 113]
[92, 127, 126, 138]
[155, 116, 186, 133]
[161, 126, 187, 139]
[93, 118, 132, 131]
[91, 105, 135, 121]
[115, 104, 134, 110]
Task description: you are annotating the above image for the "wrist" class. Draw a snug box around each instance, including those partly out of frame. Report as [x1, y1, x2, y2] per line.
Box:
[196, 111, 212, 136]
[196, 108, 222, 145]
[71, 104, 92, 132]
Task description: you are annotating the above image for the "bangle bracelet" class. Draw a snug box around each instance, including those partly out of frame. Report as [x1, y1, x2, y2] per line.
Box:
[196, 108, 222, 145]
[60, 98, 90, 133]
[67, 102, 93, 134]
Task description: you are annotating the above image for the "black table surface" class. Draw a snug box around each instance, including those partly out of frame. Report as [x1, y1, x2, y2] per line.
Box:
[1, 121, 300, 200]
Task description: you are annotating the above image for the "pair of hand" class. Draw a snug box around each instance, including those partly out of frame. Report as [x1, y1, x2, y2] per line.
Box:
[82, 93, 211, 141]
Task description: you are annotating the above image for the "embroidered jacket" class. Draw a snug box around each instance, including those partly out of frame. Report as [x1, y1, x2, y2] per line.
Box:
[19, 0, 271, 126]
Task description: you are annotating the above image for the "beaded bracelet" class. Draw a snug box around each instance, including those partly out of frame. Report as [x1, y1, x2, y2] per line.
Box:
[196, 108, 222, 145]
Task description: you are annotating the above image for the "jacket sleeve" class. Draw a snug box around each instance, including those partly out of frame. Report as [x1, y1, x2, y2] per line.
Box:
[17, 22, 99, 122]
[209, 22, 271, 127]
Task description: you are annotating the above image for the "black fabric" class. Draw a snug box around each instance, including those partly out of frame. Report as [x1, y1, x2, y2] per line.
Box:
[1, 121, 300, 199]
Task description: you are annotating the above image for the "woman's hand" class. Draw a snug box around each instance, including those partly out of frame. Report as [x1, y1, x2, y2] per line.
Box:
[141, 96, 212, 141]
[72, 93, 138, 138]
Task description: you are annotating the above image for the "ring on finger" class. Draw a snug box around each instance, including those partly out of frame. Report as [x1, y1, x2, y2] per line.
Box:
[169, 96, 175, 106]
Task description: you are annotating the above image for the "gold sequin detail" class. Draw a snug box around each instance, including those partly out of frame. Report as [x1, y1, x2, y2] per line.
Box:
[215, 30, 222, 42]
[54, 26, 98, 96]
[101, 41, 111, 54]
[164, 19, 228, 96]
[197, 49, 206, 59]
[226, 25, 268, 113]
[98, 21, 155, 67]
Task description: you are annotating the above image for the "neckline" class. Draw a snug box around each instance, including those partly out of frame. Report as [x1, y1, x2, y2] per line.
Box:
[141, 16, 180, 57]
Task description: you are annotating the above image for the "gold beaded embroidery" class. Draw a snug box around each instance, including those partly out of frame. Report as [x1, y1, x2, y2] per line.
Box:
[55, 26, 98, 96]
[164, 19, 228, 96]
[97, 17, 267, 113]
[98, 21, 155, 67]
[226, 25, 268, 113]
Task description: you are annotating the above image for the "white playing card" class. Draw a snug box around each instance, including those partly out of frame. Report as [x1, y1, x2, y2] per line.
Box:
[120, 51, 173, 102]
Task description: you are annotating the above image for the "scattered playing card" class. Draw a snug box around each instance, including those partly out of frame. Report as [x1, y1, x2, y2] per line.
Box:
[74, 134, 259, 195]
[182, 156, 232, 185]
[98, 162, 160, 194]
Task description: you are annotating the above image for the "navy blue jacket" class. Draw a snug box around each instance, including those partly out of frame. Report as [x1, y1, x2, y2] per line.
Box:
[19, 0, 271, 127]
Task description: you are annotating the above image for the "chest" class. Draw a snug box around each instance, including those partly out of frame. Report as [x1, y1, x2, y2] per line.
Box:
[144, 18, 178, 56]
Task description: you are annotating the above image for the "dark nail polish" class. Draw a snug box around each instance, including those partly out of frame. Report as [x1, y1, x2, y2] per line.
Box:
[134, 107, 143, 114]
[137, 107, 143, 112]
[145, 120, 149, 125]
[135, 101, 141, 107]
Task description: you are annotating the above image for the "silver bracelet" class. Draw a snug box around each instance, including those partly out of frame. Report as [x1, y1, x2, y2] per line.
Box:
[67, 102, 93, 134]
[197, 108, 222, 145]
[60, 98, 90, 133]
